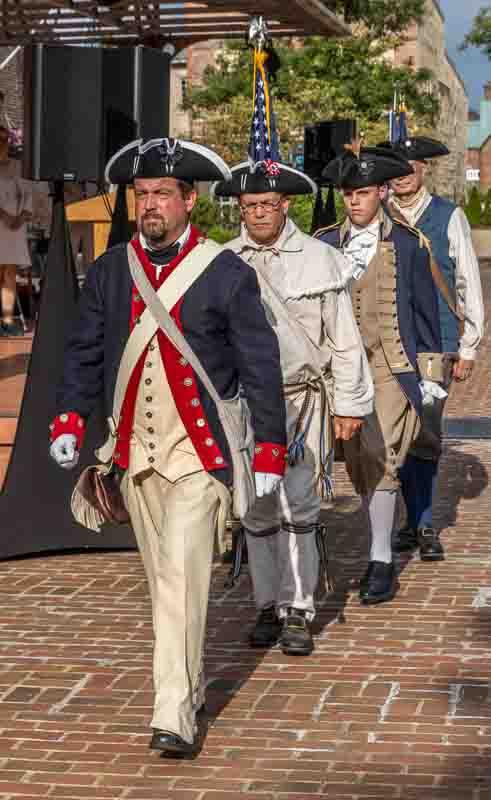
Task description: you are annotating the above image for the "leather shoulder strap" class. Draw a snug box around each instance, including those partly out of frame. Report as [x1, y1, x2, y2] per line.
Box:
[105, 239, 223, 445]
[127, 241, 223, 407]
[389, 204, 463, 323]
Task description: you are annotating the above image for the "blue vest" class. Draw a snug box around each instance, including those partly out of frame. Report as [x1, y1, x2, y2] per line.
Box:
[417, 196, 459, 353]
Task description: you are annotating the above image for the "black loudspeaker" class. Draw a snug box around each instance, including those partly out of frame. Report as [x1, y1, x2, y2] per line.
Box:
[303, 120, 357, 184]
[23, 45, 171, 182]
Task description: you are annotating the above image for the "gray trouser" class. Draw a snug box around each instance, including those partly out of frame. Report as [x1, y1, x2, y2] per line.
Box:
[242, 458, 320, 621]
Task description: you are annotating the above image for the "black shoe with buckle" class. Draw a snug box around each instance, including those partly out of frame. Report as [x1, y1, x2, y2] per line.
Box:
[359, 561, 397, 605]
[149, 729, 195, 756]
[249, 605, 282, 648]
[280, 607, 314, 656]
[392, 525, 418, 553]
[418, 527, 445, 561]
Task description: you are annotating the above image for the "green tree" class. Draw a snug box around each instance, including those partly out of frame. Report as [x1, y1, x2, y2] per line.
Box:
[465, 186, 483, 227]
[185, 1, 437, 164]
[461, 6, 491, 59]
[482, 188, 491, 227]
[330, 0, 426, 37]
[191, 194, 240, 240]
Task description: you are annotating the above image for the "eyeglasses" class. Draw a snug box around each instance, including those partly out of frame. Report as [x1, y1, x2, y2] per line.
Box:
[240, 199, 283, 214]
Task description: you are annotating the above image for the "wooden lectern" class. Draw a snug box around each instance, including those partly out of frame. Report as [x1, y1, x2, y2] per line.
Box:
[66, 188, 135, 261]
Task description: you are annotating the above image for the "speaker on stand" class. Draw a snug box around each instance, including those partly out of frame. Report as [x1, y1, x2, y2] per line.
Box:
[23, 44, 172, 183]
[304, 119, 357, 232]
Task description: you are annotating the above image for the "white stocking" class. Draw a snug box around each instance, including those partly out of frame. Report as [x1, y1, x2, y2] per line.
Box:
[362, 490, 397, 564]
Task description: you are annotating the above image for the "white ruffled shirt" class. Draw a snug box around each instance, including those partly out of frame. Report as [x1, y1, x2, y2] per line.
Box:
[342, 218, 380, 279]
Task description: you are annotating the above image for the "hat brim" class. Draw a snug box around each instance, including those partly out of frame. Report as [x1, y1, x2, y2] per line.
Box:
[105, 138, 232, 184]
[212, 161, 317, 198]
[322, 148, 414, 189]
[378, 136, 450, 161]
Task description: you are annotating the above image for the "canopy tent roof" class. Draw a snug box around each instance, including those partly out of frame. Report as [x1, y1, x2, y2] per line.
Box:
[0, 0, 349, 47]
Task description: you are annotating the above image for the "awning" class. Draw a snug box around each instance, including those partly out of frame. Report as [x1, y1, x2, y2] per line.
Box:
[0, 0, 349, 47]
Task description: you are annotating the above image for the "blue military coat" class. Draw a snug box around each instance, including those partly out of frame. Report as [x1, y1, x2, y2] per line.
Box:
[315, 213, 442, 415]
[56, 234, 287, 487]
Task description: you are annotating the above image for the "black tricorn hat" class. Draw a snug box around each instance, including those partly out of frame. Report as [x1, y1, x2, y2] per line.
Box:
[322, 147, 414, 190]
[105, 137, 232, 184]
[377, 136, 450, 162]
[212, 160, 317, 198]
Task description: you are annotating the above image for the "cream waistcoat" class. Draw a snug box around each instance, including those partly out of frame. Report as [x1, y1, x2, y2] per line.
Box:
[129, 335, 203, 482]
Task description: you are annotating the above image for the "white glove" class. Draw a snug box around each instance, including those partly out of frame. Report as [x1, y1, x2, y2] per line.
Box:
[419, 380, 448, 407]
[255, 472, 282, 498]
[49, 434, 80, 470]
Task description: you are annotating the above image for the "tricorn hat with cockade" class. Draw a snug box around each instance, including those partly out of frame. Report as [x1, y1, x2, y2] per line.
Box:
[105, 137, 231, 184]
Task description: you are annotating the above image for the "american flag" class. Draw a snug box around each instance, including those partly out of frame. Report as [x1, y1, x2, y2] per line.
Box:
[389, 90, 409, 145]
[248, 55, 280, 163]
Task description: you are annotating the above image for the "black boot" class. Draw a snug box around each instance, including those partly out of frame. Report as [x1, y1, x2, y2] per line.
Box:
[359, 561, 397, 605]
[149, 730, 195, 755]
[280, 607, 314, 656]
[249, 605, 282, 648]
[418, 527, 445, 561]
[392, 525, 418, 553]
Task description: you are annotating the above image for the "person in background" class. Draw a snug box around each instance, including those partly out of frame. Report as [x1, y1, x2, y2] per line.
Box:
[383, 134, 485, 561]
[0, 101, 32, 336]
[214, 163, 372, 657]
[316, 145, 443, 605]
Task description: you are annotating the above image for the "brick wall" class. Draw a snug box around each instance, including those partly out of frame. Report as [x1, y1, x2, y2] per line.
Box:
[466, 148, 480, 172]
[479, 137, 491, 194]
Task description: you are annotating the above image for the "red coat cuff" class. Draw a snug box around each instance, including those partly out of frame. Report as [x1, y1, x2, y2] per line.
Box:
[49, 412, 86, 450]
[253, 443, 287, 476]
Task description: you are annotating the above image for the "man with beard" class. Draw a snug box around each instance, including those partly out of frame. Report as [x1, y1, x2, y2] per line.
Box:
[49, 138, 287, 755]
[316, 146, 443, 604]
[382, 134, 484, 561]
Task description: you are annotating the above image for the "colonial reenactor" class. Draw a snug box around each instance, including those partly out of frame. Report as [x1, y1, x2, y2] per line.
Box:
[213, 20, 373, 656]
[381, 130, 485, 560]
[49, 137, 287, 756]
[316, 145, 443, 604]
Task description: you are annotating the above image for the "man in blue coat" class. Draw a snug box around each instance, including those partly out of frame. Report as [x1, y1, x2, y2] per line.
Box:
[315, 145, 442, 604]
[381, 135, 484, 561]
[48, 138, 287, 756]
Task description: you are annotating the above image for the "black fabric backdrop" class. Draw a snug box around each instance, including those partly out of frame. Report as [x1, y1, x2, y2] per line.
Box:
[0, 184, 136, 559]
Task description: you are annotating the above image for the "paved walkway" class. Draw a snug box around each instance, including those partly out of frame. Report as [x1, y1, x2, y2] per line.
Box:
[1, 268, 491, 800]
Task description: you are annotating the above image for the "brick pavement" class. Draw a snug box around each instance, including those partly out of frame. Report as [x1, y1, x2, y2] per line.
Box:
[0, 268, 490, 800]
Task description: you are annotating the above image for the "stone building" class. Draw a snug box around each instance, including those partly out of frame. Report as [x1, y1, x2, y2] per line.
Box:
[387, 0, 468, 202]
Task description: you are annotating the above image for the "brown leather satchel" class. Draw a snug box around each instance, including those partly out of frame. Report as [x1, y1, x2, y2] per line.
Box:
[71, 465, 130, 532]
